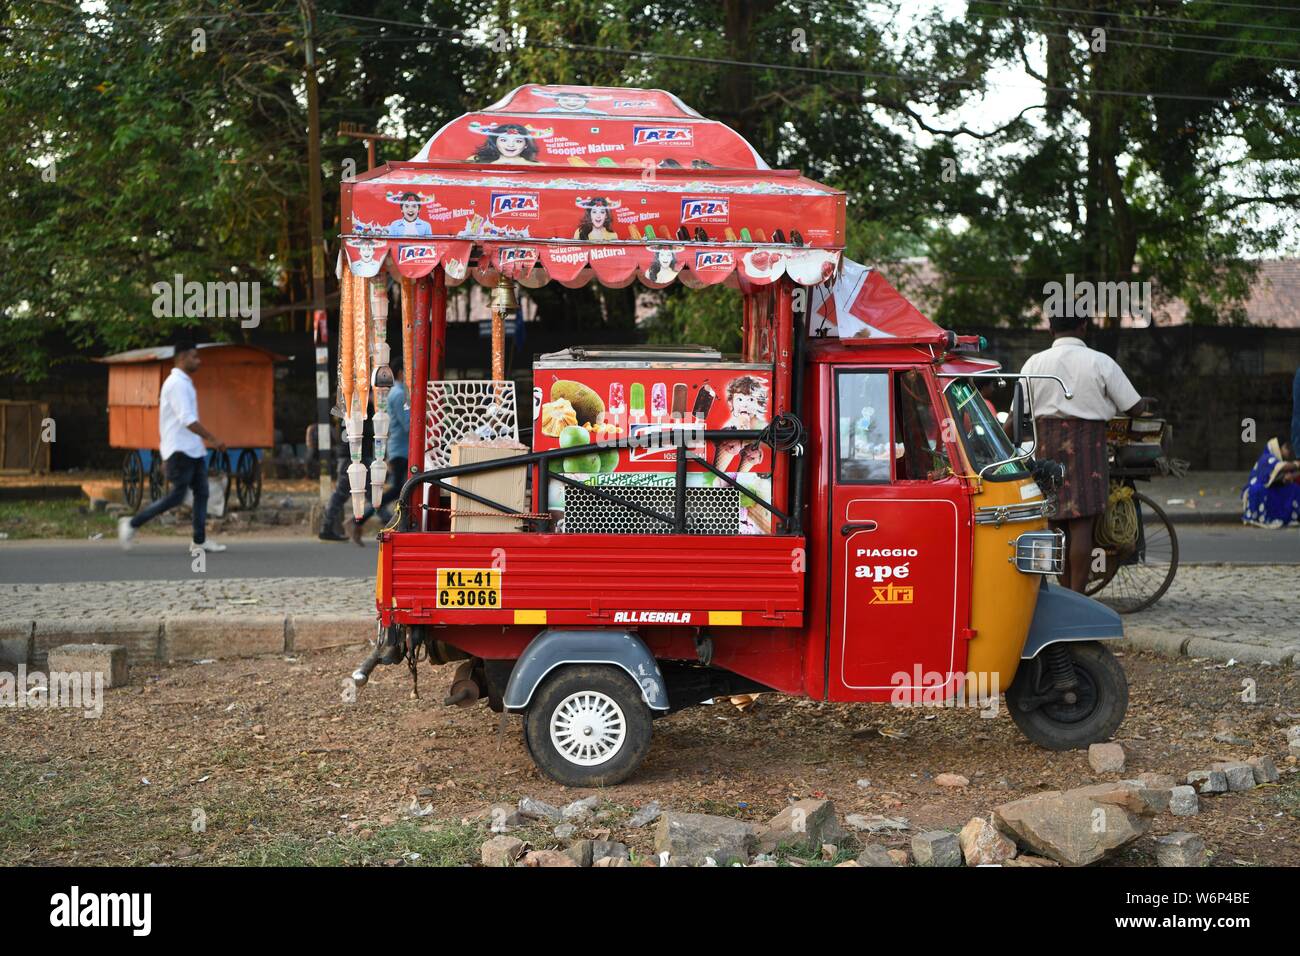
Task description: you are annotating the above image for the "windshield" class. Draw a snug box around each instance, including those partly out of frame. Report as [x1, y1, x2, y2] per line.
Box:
[943, 379, 1027, 479]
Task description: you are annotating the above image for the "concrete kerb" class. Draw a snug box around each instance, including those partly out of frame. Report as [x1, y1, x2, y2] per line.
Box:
[1121, 626, 1299, 668]
[0, 621, 34, 667]
[33, 619, 162, 667]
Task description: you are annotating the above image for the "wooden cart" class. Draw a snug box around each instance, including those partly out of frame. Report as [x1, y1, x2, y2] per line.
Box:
[98, 344, 284, 511]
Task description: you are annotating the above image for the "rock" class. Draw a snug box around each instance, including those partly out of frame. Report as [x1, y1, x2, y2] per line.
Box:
[1117, 780, 1171, 813]
[481, 803, 525, 831]
[856, 778, 871, 789]
[844, 814, 909, 833]
[993, 787, 1151, 866]
[562, 794, 602, 821]
[1136, 772, 1178, 790]
[820, 844, 837, 861]
[886, 849, 909, 866]
[655, 812, 758, 867]
[1088, 742, 1126, 773]
[564, 840, 593, 867]
[517, 796, 563, 823]
[1168, 786, 1199, 817]
[1073, 781, 1159, 817]
[46, 643, 129, 688]
[934, 773, 969, 788]
[1209, 761, 1256, 792]
[1247, 756, 1279, 784]
[1004, 854, 1059, 867]
[553, 823, 576, 840]
[1288, 725, 1300, 743]
[1212, 731, 1251, 746]
[481, 836, 525, 867]
[522, 849, 578, 867]
[834, 860, 861, 867]
[174, 845, 195, 859]
[1186, 770, 1228, 794]
[855, 845, 896, 867]
[959, 816, 1017, 866]
[1154, 831, 1206, 867]
[593, 856, 630, 868]
[591, 840, 628, 864]
[762, 798, 844, 852]
[911, 831, 962, 867]
[627, 801, 661, 828]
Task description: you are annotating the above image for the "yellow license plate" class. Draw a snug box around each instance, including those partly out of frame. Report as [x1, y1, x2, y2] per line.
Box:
[435, 568, 501, 609]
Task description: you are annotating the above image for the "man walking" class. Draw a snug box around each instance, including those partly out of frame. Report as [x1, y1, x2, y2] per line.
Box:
[118, 339, 227, 552]
[319, 358, 409, 545]
[1021, 314, 1144, 592]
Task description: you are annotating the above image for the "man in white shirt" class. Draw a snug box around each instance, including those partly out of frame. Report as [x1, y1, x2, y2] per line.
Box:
[1021, 315, 1145, 592]
[118, 339, 228, 552]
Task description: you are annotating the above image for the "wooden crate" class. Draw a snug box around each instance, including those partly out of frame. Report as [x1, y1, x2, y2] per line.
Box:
[0, 401, 51, 474]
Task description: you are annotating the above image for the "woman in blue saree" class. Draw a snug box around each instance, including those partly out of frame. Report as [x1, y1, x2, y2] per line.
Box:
[1242, 436, 1300, 528]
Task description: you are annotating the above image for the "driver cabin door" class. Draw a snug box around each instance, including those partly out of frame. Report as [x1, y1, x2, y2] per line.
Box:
[828, 367, 972, 703]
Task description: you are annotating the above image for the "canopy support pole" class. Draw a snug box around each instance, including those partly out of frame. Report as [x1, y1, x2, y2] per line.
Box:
[407, 274, 432, 531]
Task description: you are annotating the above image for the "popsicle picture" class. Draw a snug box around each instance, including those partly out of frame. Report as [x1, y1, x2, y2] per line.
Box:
[692, 382, 715, 422]
[651, 382, 668, 421]
[608, 381, 626, 425]
[630, 382, 646, 422]
[671, 383, 687, 420]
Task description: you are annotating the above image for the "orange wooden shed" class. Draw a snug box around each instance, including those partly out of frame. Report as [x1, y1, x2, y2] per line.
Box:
[100, 343, 284, 450]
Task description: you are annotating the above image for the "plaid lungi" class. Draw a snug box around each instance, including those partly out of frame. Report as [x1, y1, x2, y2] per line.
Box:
[1036, 417, 1109, 519]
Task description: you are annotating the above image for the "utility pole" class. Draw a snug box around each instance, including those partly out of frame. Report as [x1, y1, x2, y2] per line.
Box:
[300, 0, 332, 504]
[338, 122, 401, 171]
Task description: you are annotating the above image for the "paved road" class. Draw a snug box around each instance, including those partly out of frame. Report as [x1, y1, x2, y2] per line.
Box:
[0, 524, 1295, 584]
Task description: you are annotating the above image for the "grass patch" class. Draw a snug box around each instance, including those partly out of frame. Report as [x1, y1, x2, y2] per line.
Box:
[232, 819, 482, 866]
[0, 499, 116, 540]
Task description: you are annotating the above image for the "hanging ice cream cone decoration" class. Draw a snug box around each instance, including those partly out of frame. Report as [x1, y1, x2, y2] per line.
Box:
[339, 266, 355, 422]
[489, 272, 516, 383]
[369, 280, 394, 509]
[347, 275, 371, 519]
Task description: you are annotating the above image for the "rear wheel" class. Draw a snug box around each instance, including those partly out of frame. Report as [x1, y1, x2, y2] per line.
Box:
[523, 665, 652, 787]
[1006, 641, 1128, 750]
[122, 452, 145, 511]
[235, 450, 261, 510]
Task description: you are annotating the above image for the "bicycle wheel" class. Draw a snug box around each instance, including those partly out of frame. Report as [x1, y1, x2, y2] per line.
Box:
[1094, 492, 1179, 614]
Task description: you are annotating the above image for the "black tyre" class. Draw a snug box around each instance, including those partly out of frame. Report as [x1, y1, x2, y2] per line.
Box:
[147, 453, 165, 503]
[523, 665, 653, 787]
[1006, 641, 1128, 751]
[122, 451, 145, 511]
[235, 450, 261, 510]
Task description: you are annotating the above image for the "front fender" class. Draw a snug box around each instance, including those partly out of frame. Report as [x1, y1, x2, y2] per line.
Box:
[503, 629, 669, 711]
[1021, 580, 1124, 659]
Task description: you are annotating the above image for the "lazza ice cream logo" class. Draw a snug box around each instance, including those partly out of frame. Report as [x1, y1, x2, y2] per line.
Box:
[632, 126, 694, 146]
[397, 244, 437, 263]
[680, 197, 729, 224]
[497, 246, 539, 266]
[694, 251, 734, 270]
[490, 191, 540, 219]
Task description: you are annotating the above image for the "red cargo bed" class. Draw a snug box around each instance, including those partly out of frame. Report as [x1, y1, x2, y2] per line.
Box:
[378, 532, 806, 628]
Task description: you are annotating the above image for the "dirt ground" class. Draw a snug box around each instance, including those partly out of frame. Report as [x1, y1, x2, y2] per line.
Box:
[2, 646, 1296, 866]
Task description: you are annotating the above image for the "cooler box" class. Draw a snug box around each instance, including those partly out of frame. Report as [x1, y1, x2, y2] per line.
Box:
[532, 346, 774, 534]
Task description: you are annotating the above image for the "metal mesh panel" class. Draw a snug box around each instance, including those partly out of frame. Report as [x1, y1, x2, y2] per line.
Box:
[562, 485, 740, 535]
[423, 380, 519, 470]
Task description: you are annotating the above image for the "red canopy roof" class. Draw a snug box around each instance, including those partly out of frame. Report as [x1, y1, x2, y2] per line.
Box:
[340, 85, 844, 289]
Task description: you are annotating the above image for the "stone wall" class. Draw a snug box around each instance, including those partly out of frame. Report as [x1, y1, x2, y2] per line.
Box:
[961, 325, 1300, 472]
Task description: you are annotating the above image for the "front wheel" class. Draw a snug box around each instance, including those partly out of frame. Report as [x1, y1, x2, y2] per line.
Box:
[523, 665, 653, 787]
[1006, 641, 1128, 751]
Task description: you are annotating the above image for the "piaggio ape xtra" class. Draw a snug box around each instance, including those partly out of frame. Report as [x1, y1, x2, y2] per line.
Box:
[337, 85, 1127, 786]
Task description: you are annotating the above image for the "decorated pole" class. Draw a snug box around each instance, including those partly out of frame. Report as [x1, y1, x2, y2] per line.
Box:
[489, 271, 515, 382]
[368, 280, 394, 510]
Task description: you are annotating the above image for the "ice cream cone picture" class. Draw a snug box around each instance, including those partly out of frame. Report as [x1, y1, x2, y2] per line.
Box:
[349, 275, 371, 519]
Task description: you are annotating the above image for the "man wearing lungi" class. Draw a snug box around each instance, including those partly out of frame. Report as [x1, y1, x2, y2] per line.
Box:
[1021, 315, 1146, 592]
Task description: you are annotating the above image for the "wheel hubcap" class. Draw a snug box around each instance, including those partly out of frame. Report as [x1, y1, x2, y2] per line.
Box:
[550, 691, 626, 766]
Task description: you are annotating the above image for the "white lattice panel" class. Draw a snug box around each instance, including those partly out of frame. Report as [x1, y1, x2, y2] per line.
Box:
[423, 380, 520, 471]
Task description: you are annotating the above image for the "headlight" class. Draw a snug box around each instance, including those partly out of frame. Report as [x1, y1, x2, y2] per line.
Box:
[1014, 530, 1064, 574]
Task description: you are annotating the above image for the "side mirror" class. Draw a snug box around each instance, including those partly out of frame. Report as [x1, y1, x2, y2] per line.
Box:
[1010, 382, 1026, 447]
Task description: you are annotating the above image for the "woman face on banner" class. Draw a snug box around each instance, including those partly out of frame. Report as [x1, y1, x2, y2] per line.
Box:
[496, 129, 528, 160]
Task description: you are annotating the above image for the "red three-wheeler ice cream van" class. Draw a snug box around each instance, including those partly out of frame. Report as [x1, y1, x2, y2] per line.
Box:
[340, 85, 1127, 786]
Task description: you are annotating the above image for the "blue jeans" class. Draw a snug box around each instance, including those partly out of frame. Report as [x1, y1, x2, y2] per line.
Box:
[130, 453, 209, 544]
